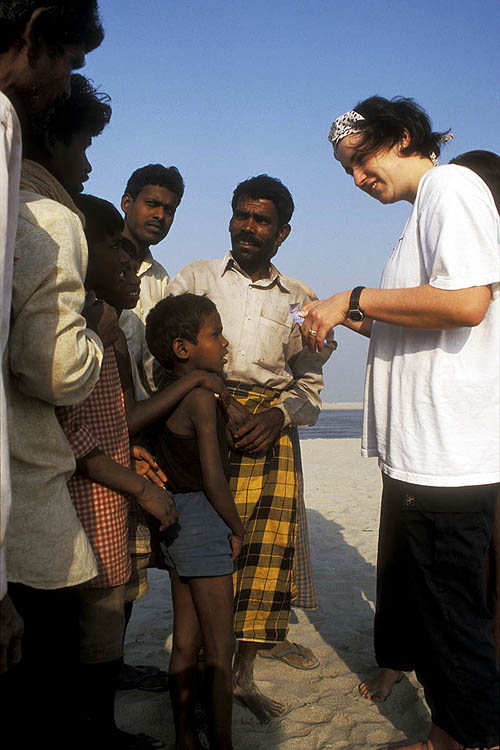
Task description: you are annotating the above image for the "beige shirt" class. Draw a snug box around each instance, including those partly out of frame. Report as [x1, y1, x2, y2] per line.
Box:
[168, 252, 336, 426]
[0, 92, 22, 598]
[119, 251, 169, 394]
[5, 161, 102, 589]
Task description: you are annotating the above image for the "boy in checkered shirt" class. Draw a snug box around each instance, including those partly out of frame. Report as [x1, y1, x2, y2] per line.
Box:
[58, 195, 231, 746]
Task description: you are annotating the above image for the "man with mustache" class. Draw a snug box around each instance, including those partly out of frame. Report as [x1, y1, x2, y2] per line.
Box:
[120, 164, 185, 395]
[168, 174, 336, 723]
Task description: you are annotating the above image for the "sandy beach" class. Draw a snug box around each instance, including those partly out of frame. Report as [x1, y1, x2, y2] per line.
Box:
[117, 438, 430, 749]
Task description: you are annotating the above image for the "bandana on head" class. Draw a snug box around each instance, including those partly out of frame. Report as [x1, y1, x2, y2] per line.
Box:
[328, 110, 365, 156]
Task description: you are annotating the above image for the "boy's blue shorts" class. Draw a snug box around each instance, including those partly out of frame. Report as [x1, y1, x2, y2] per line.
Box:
[159, 490, 234, 578]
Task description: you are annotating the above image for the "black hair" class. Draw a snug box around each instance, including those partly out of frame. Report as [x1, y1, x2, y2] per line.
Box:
[449, 150, 500, 215]
[231, 174, 294, 226]
[0, 1, 104, 55]
[46, 73, 111, 145]
[351, 96, 451, 160]
[124, 164, 185, 202]
[73, 193, 123, 248]
[146, 293, 217, 371]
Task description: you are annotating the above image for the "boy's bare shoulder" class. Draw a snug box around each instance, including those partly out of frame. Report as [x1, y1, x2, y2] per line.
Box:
[182, 386, 217, 414]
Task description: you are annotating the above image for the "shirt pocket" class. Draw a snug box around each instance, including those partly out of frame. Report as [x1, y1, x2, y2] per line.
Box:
[255, 306, 294, 373]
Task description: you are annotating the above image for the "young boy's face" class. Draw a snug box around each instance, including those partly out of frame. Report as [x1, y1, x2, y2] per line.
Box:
[86, 229, 130, 309]
[187, 311, 228, 374]
[117, 250, 141, 310]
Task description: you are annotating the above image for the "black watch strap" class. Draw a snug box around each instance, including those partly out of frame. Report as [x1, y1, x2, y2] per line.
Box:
[347, 286, 365, 321]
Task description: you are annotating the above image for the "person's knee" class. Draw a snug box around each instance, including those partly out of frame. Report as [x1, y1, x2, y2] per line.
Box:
[172, 630, 202, 661]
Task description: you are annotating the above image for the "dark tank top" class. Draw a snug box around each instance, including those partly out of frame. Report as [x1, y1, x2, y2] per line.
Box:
[156, 405, 230, 494]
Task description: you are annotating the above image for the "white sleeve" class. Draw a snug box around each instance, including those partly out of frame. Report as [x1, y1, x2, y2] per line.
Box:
[419, 168, 500, 291]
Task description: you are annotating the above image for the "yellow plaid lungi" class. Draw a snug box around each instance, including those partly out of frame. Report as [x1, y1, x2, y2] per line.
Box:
[227, 382, 299, 643]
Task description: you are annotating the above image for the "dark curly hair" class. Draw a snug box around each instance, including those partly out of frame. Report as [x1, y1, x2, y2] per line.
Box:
[231, 174, 294, 226]
[351, 96, 451, 160]
[124, 164, 185, 202]
[146, 294, 217, 371]
[46, 73, 111, 145]
[0, 1, 103, 55]
[450, 150, 500, 215]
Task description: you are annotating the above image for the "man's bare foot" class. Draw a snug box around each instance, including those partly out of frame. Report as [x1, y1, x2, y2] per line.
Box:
[233, 674, 285, 724]
[359, 667, 403, 702]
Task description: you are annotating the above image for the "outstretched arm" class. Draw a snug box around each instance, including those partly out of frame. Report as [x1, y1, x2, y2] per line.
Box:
[301, 284, 492, 351]
[112, 329, 231, 435]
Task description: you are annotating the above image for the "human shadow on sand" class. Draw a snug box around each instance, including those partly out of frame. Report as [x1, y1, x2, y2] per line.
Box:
[302, 507, 429, 743]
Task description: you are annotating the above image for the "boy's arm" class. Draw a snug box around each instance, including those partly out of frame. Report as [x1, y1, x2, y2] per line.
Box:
[76, 449, 177, 531]
[185, 388, 245, 540]
[112, 329, 238, 435]
[56, 402, 176, 531]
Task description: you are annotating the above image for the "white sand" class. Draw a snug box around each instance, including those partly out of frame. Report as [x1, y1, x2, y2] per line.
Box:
[117, 439, 430, 748]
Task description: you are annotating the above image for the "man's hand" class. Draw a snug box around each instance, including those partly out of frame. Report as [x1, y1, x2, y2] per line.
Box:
[232, 408, 284, 454]
[130, 445, 167, 488]
[135, 482, 177, 531]
[0, 594, 24, 673]
[83, 292, 120, 348]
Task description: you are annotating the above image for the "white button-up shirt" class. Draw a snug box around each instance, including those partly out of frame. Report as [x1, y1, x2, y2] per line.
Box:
[119, 250, 169, 394]
[168, 252, 336, 426]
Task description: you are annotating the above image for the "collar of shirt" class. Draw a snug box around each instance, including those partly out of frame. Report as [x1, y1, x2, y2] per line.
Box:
[138, 248, 155, 277]
[220, 251, 291, 293]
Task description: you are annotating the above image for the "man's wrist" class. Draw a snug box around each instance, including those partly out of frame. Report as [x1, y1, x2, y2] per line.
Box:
[272, 403, 290, 428]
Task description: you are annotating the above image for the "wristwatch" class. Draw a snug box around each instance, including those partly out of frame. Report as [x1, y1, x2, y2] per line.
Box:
[347, 286, 365, 322]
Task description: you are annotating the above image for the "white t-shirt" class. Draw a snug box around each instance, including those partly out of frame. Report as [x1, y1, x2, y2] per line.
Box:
[362, 165, 500, 487]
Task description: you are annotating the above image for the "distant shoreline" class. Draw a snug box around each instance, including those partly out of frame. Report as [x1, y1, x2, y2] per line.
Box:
[321, 402, 363, 410]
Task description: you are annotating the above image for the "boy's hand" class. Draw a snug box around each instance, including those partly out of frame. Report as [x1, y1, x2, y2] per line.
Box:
[135, 482, 177, 531]
[220, 396, 251, 436]
[130, 445, 167, 488]
[230, 534, 243, 562]
[192, 370, 226, 394]
[83, 292, 120, 348]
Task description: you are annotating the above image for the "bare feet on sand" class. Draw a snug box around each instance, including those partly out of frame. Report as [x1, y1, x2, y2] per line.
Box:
[359, 667, 403, 702]
[233, 676, 285, 724]
[233, 641, 285, 723]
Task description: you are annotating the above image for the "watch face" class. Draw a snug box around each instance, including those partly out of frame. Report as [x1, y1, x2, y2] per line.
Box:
[348, 309, 364, 322]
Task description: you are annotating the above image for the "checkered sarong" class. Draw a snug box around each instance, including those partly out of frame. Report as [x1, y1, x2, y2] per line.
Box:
[227, 382, 299, 642]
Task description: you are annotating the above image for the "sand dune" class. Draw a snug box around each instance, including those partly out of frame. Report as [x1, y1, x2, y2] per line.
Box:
[117, 438, 430, 748]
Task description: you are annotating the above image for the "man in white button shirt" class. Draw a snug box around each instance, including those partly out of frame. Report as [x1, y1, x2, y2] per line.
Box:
[168, 174, 335, 722]
[120, 164, 184, 394]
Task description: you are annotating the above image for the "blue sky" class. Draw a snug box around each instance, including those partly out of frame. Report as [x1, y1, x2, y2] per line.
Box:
[83, 0, 500, 402]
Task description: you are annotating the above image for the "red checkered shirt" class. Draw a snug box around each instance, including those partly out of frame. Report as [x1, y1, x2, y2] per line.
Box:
[56, 346, 132, 587]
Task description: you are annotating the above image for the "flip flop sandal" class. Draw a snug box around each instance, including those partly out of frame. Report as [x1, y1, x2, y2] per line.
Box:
[116, 664, 168, 691]
[258, 642, 320, 670]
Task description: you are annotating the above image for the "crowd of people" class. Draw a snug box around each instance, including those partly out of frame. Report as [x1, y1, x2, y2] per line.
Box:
[0, 3, 498, 750]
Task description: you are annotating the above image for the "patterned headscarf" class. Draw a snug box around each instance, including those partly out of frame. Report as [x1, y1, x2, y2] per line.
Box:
[328, 110, 365, 156]
[329, 108, 454, 166]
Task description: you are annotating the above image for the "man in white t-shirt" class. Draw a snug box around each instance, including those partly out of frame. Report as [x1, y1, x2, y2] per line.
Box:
[302, 97, 499, 750]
